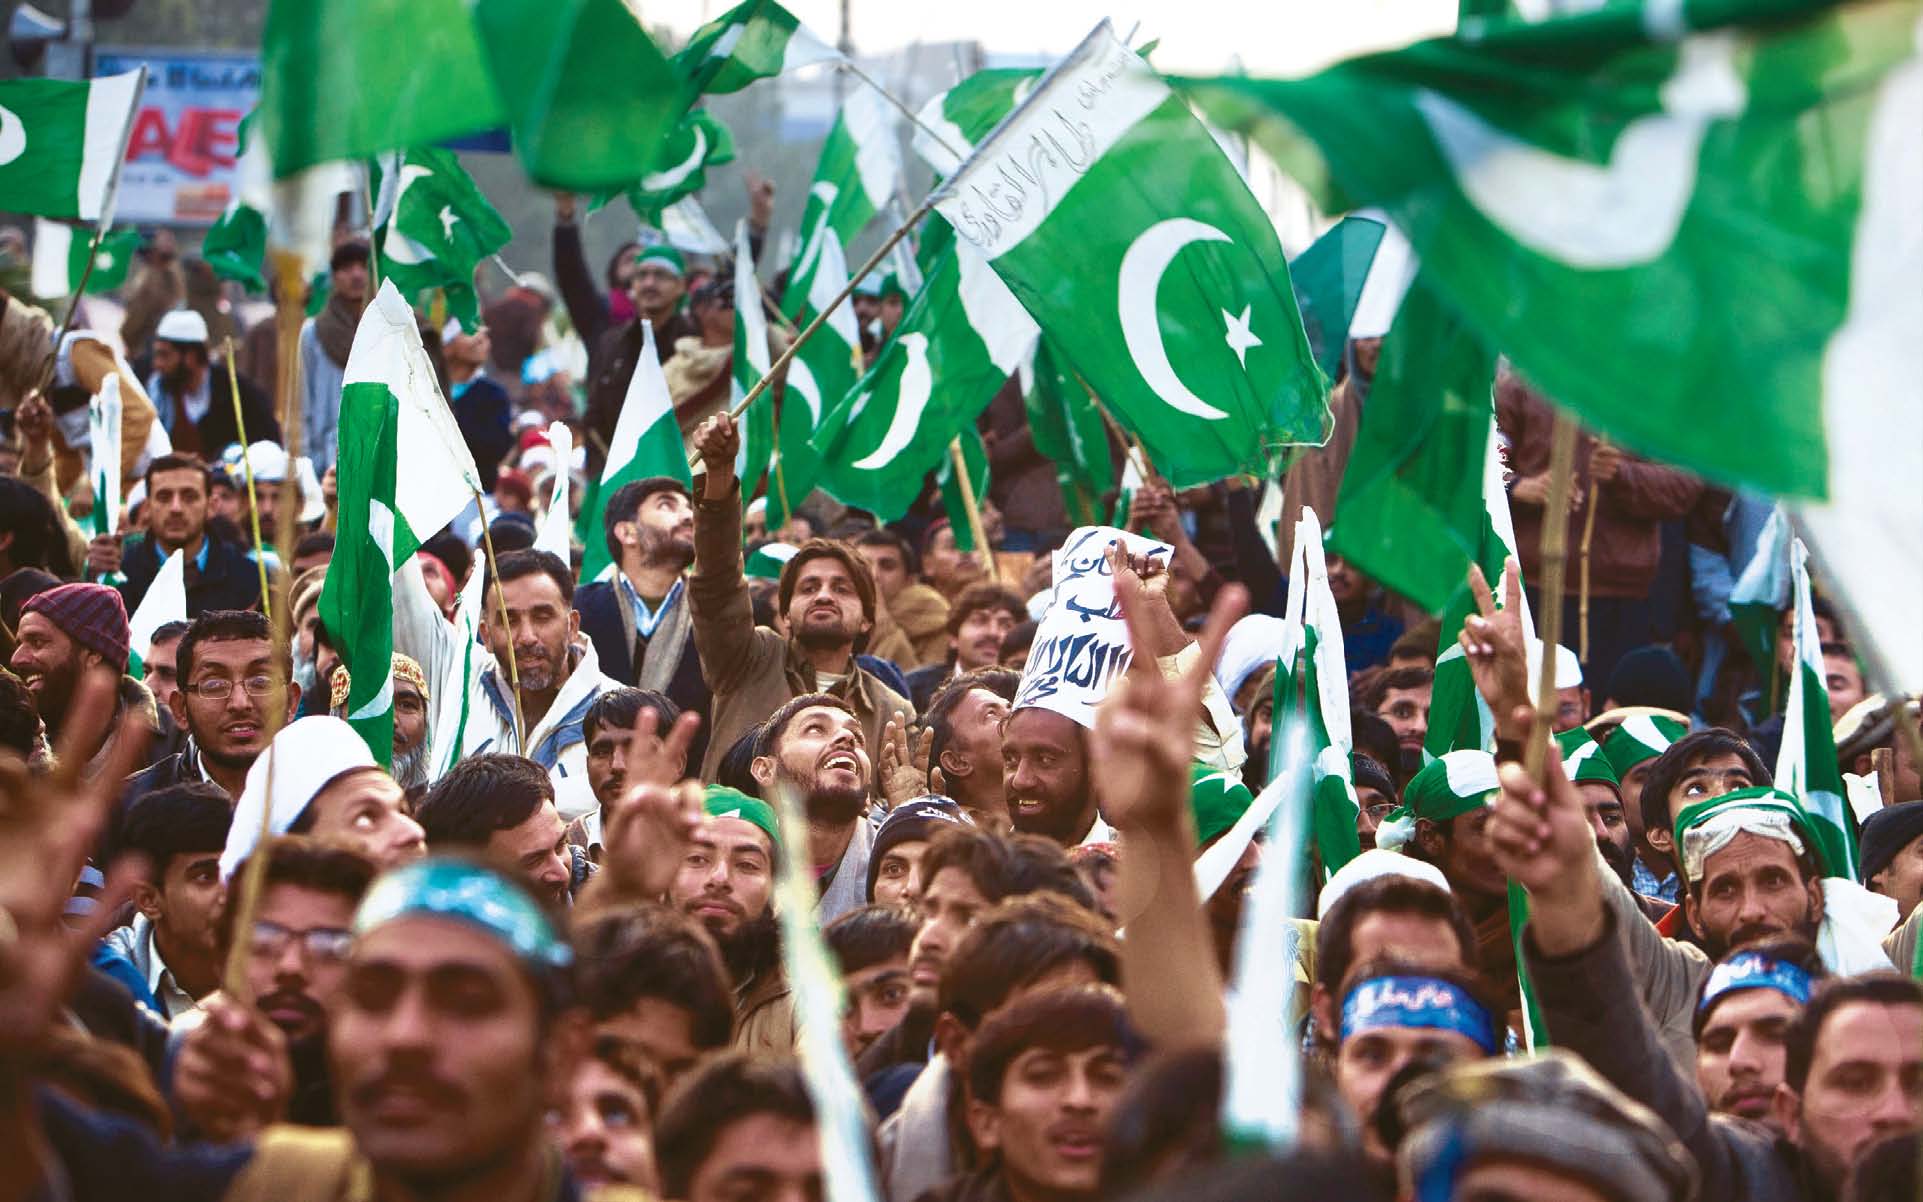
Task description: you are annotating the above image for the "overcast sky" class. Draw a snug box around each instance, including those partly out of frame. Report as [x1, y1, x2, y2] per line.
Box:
[643, 0, 1458, 76]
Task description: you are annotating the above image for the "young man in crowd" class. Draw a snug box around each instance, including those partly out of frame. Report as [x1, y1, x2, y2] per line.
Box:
[867, 796, 972, 909]
[1692, 937, 1827, 1128]
[10, 581, 142, 766]
[748, 693, 877, 922]
[668, 786, 794, 1054]
[902, 583, 1026, 712]
[219, 715, 424, 877]
[99, 783, 232, 1020]
[571, 687, 684, 862]
[1862, 800, 1923, 923]
[1359, 665, 1433, 778]
[922, 668, 1018, 827]
[114, 453, 263, 616]
[855, 528, 952, 668]
[688, 411, 915, 782]
[1600, 712, 1691, 902]
[551, 1038, 662, 1193]
[825, 904, 917, 1060]
[652, 1054, 822, 1202]
[572, 478, 712, 766]
[415, 753, 576, 907]
[585, 244, 700, 449]
[572, 905, 737, 1090]
[140, 619, 190, 715]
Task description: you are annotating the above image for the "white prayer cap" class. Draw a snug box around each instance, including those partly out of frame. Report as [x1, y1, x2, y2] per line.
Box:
[155, 309, 209, 344]
[1214, 614, 1291, 709]
[1525, 639, 1585, 691]
[241, 442, 326, 523]
[1316, 848, 1451, 919]
[221, 717, 380, 880]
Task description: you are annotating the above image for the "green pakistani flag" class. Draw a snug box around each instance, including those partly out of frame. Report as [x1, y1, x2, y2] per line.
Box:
[808, 225, 1038, 521]
[371, 147, 512, 333]
[779, 85, 902, 319]
[765, 223, 861, 530]
[577, 321, 693, 584]
[1020, 337, 1113, 527]
[936, 428, 990, 552]
[126, 547, 188, 679]
[1270, 507, 1363, 880]
[1178, 0, 1923, 692]
[320, 282, 483, 765]
[730, 221, 778, 498]
[201, 109, 268, 292]
[1288, 215, 1386, 380]
[1777, 535, 1858, 878]
[623, 111, 734, 223]
[30, 220, 139, 298]
[1329, 275, 1500, 614]
[674, 0, 842, 98]
[934, 23, 1327, 489]
[1729, 505, 1792, 704]
[911, 67, 1041, 176]
[0, 71, 143, 221]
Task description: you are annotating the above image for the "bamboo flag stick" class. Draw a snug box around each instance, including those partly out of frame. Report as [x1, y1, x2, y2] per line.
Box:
[474, 487, 527, 754]
[224, 337, 274, 621]
[838, 59, 965, 159]
[949, 437, 1000, 585]
[1524, 415, 1580, 781]
[1577, 440, 1604, 664]
[688, 197, 934, 471]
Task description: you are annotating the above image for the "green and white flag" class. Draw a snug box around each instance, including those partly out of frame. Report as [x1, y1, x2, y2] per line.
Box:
[0, 70, 143, 221]
[1329, 275, 1500, 614]
[1729, 505, 1792, 701]
[911, 68, 1040, 176]
[1020, 336, 1112, 528]
[779, 84, 901, 319]
[622, 110, 734, 222]
[126, 547, 188, 680]
[731, 221, 778, 497]
[31, 219, 138, 299]
[321, 281, 483, 765]
[88, 378, 124, 587]
[933, 23, 1327, 489]
[674, 0, 843, 98]
[1109, 455, 1145, 530]
[201, 110, 269, 292]
[371, 147, 512, 333]
[808, 226, 1038, 521]
[1288, 214, 1387, 380]
[577, 321, 693, 584]
[1777, 535, 1858, 879]
[745, 540, 799, 581]
[935, 428, 990, 552]
[765, 223, 861, 530]
[1271, 507, 1362, 880]
[1180, 0, 1923, 686]
[534, 421, 575, 561]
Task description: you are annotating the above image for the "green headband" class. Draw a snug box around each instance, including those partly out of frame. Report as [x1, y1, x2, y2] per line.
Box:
[704, 785, 781, 850]
[633, 244, 686, 277]
[353, 857, 570, 970]
[1602, 714, 1688, 777]
[879, 272, 909, 302]
[1190, 764, 1254, 848]
[1558, 729, 1621, 790]
[1672, 786, 1826, 881]
[1404, 751, 1499, 823]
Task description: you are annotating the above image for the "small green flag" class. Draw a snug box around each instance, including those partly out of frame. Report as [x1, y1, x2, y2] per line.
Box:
[674, 0, 842, 98]
[622, 110, 735, 223]
[731, 222, 778, 499]
[1776, 535, 1858, 879]
[370, 147, 513, 333]
[778, 85, 902, 320]
[577, 321, 694, 585]
[0, 71, 143, 221]
[30, 219, 139, 298]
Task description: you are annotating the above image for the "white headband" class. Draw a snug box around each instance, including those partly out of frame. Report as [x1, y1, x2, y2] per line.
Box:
[1680, 807, 1805, 882]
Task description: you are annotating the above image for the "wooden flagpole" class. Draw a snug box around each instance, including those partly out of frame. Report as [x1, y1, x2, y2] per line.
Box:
[1577, 440, 1604, 664]
[473, 487, 527, 754]
[223, 337, 274, 621]
[948, 437, 1000, 585]
[1524, 414, 1580, 781]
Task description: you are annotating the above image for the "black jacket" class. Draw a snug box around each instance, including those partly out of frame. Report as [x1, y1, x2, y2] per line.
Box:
[452, 375, 514, 491]
[151, 364, 280, 458]
[584, 314, 699, 457]
[115, 528, 264, 617]
[573, 578, 713, 769]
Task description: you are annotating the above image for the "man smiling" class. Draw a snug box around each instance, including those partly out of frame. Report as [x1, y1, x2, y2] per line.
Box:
[748, 693, 878, 922]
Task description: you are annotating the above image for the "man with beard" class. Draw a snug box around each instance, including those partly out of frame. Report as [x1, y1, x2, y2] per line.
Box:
[219, 716, 425, 877]
[574, 478, 711, 768]
[1557, 730, 1644, 899]
[10, 582, 141, 769]
[1496, 750, 1923, 1202]
[467, 549, 618, 788]
[923, 668, 1018, 827]
[328, 654, 432, 793]
[121, 610, 295, 828]
[298, 241, 370, 475]
[143, 311, 280, 460]
[170, 837, 378, 1135]
[689, 412, 915, 781]
[1693, 937, 1826, 1128]
[1601, 711, 1691, 902]
[1360, 666, 1432, 779]
[115, 454, 263, 616]
[585, 246, 701, 451]
[667, 787, 794, 1055]
[99, 783, 233, 1020]
[749, 693, 878, 923]
[902, 584, 1026, 712]
[416, 754, 575, 908]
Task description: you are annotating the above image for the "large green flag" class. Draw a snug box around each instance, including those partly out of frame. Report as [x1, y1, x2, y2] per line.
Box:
[577, 321, 692, 584]
[1328, 275, 1499, 615]
[320, 282, 483, 765]
[765, 224, 862, 530]
[674, 0, 842, 98]
[933, 24, 1327, 488]
[1288, 214, 1386, 380]
[621, 111, 735, 223]
[779, 85, 901, 319]
[808, 225, 1038, 521]
[1020, 337, 1113, 527]
[30, 220, 139, 298]
[1777, 535, 1858, 878]
[0, 72, 143, 221]
[370, 147, 512, 333]
[1179, 0, 1923, 691]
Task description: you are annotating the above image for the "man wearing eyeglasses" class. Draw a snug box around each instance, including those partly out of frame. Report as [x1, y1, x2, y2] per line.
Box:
[120, 610, 297, 836]
[171, 836, 378, 1134]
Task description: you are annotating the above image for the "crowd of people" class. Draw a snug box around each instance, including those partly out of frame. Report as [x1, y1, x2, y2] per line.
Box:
[0, 177, 1919, 1202]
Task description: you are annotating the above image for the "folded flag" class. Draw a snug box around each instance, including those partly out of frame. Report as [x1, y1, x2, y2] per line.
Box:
[622, 110, 735, 223]
[731, 221, 778, 498]
[1287, 214, 1387, 380]
[911, 67, 1041, 176]
[126, 547, 188, 679]
[933, 23, 1326, 488]
[30, 219, 139, 299]
[765, 223, 861, 531]
[0, 71, 144, 221]
[370, 147, 513, 333]
[1778, 535, 1859, 879]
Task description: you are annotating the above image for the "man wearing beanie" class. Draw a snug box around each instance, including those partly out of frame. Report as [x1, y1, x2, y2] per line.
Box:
[868, 796, 971, 908]
[10, 581, 150, 768]
[1862, 800, 1923, 922]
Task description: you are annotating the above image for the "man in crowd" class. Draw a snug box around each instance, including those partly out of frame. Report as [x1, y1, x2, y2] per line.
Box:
[299, 241, 370, 474]
[573, 478, 711, 766]
[1862, 800, 1923, 923]
[416, 753, 575, 907]
[114, 453, 262, 615]
[141, 618, 189, 714]
[586, 246, 699, 450]
[444, 321, 514, 491]
[1693, 937, 1826, 1127]
[903, 583, 1026, 712]
[571, 688, 684, 861]
[747, 693, 877, 922]
[922, 668, 1018, 827]
[468, 548, 618, 783]
[220, 715, 425, 875]
[667, 786, 793, 1054]
[12, 581, 149, 770]
[551, 1038, 662, 1192]
[1359, 666, 1433, 777]
[1601, 711, 1691, 902]
[99, 783, 232, 1020]
[855, 528, 951, 668]
[144, 309, 280, 457]
[825, 904, 917, 1060]
[327, 654, 433, 792]
[688, 411, 914, 782]
[868, 796, 971, 909]
[572, 905, 737, 1090]
[653, 1054, 822, 1202]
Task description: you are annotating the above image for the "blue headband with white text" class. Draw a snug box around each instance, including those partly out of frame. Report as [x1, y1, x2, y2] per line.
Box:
[1340, 974, 1500, 1055]
[1698, 951, 1813, 1015]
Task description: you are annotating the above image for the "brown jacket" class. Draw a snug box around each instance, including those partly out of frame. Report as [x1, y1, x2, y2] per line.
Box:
[734, 963, 798, 1058]
[690, 483, 916, 780]
[1496, 374, 1701, 600]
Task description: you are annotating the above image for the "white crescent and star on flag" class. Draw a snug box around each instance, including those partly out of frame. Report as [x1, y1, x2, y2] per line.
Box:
[1118, 217, 1262, 422]
[0, 103, 26, 166]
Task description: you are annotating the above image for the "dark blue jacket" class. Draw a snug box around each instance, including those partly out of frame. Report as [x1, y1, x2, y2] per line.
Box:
[114, 526, 264, 617]
[574, 578, 713, 769]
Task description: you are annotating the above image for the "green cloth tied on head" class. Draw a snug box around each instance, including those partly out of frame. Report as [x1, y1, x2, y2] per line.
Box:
[705, 784, 782, 850]
[1190, 763, 1254, 848]
[1602, 713, 1689, 778]
[879, 272, 908, 303]
[1673, 786, 1825, 883]
[1377, 750, 1499, 851]
[1558, 728, 1620, 790]
[353, 857, 571, 970]
[633, 244, 686, 278]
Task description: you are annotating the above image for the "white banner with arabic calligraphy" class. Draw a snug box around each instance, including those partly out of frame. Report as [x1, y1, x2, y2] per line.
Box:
[1011, 525, 1172, 730]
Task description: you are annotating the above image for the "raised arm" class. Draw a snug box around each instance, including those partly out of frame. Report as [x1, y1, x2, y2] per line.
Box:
[685, 414, 759, 694]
